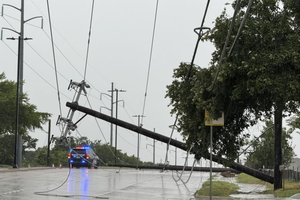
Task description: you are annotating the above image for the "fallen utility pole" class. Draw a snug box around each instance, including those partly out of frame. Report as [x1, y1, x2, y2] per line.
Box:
[66, 102, 274, 184]
[107, 164, 240, 173]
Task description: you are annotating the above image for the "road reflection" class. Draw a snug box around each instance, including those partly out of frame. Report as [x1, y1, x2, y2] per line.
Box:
[68, 168, 90, 199]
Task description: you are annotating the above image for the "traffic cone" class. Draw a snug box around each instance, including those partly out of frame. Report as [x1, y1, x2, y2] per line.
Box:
[91, 166, 94, 169]
[52, 163, 55, 168]
[59, 163, 62, 169]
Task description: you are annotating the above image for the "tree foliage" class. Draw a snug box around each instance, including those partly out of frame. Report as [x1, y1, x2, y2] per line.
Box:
[25, 137, 147, 167]
[245, 120, 295, 169]
[0, 72, 51, 135]
[287, 111, 300, 135]
[166, 0, 300, 165]
[0, 72, 51, 166]
[0, 134, 15, 165]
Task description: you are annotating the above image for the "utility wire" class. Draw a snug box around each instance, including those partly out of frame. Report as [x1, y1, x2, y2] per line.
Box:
[46, 0, 62, 117]
[84, 0, 95, 81]
[187, 0, 211, 77]
[42, 30, 84, 79]
[86, 96, 130, 165]
[31, 0, 111, 87]
[140, 0, 159, 126]
[211, 0, 254, 91]
[228, 0, 254, 57]
[30, 0, 105, 102]
[1, 39, 71, 100]
[164, 0, 212, 171]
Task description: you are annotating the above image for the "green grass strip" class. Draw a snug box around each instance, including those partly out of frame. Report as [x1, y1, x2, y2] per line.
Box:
[237, 173, 300, 198]
[195, 181, 239, 197]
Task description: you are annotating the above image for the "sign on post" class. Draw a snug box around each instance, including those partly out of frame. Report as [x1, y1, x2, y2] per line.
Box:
[205, 110, 224, 126]
[204, 110, 224, 200]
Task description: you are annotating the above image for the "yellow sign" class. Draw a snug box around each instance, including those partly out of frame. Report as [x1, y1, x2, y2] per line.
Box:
[205, 110, 224, 126]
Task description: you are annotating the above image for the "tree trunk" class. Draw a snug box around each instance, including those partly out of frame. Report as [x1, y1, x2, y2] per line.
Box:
[274, 106, 283, 190]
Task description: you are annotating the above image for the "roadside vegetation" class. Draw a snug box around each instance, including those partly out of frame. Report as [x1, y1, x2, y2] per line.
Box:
[195, 173, 300, 198]
[195, 180, 239, 197]
[237, 173, 300, 198]
[1, 136, 156, 168]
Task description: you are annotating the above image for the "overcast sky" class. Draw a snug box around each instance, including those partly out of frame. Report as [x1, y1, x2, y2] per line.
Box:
[1, 0, 299, 166]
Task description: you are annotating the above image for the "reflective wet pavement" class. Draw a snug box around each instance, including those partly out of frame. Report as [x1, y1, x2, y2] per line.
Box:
[0, 167, 209, 199]
[0, 167, 299, 200]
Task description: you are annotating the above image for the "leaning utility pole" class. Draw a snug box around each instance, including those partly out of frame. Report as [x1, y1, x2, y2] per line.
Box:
[55, 80, 90, 147]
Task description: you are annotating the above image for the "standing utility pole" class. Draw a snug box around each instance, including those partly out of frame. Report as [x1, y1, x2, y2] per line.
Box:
[1, 1, 42, 168]
[145, 129, 156, 165]
[133, 115, 145, 167]
[100, 82, 114, 146]
[108, 87, 126, 163]
[13, 36, 21, 168]
[109, 83, 114, 146]
[47, 120, 51, 167]
[153, 128, 156, 165]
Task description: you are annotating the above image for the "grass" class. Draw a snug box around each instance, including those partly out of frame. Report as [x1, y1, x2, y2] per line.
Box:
[275, 181, 300, 197]
[0, 164, 12, 168]
[237, 173, 300, 197]
[195, 173, 300, 198]
[195, 180, 239, 197]
[237, 173, 273, 190]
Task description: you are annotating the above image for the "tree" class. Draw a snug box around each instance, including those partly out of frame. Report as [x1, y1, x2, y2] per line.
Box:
[0, 133, 38, 165]
[245, 120, 295, 169]
[49, 140, 69, 167]
[0, 134, 15, 165]
[287, 111, 300, 134]
[34, 146, 48, 166]
[0, 72, 51, 135]
[0, 72, 51, 165]
[23, 150, 37, 167]
[166, 0, 300, 190]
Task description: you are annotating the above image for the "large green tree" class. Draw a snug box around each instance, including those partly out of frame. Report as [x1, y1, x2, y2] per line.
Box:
[0, 72, 51, 165]
[166, 0, 300, 190]
[246, 120, 295, 169]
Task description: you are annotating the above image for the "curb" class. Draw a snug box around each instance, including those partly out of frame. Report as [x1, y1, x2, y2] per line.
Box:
[0, 167, 54, 173]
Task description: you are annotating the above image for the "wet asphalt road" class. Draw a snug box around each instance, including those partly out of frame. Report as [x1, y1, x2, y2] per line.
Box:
[0, 167, 209, 200]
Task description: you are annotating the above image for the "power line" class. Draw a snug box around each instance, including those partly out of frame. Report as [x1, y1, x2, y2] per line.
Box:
[166, 0, 212, 169]
[46, 0, 62, 118]
[210, 0, 241, 91]
[141, 0, 159, 126]
[83, 0, 95, 81]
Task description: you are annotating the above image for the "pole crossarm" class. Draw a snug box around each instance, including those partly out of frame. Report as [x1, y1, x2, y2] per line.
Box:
[66, 102, 274, 184]
[24, 16, 42, 24]
[2, 4, 20, 12]
[1, 27, 20, 37]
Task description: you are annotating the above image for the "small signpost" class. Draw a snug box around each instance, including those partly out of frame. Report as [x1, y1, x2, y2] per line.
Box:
[205, 110, 224, 200]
